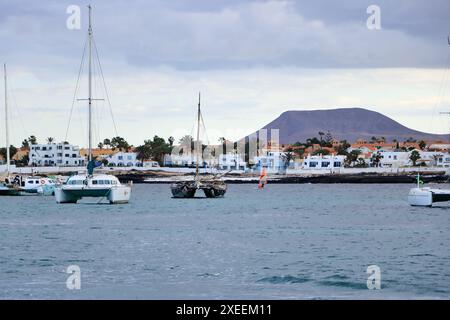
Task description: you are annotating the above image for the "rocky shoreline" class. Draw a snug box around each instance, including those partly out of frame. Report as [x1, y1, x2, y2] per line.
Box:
[115, 170, 449, 184]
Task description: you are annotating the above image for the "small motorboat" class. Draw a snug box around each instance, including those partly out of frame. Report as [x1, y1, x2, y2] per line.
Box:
[408, 173, 450, 206]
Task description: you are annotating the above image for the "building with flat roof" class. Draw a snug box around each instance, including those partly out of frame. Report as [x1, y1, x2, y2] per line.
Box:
[29, 143, 84, 166]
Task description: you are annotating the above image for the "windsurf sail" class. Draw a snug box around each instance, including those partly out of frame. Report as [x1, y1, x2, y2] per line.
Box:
[258, 167, 267, 189]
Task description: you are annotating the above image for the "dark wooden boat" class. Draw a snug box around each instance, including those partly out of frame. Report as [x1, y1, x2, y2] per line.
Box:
[171, 179, 227, 198]
[170, 93, 227, 199]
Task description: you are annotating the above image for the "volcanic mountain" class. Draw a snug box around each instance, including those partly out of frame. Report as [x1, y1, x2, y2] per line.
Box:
[250, 107, 448, 144]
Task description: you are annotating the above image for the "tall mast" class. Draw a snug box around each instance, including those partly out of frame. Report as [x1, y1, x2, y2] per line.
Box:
[196, 92, 201, 181]
[88, 4, 93, 162]
[4, 64, 10, 174]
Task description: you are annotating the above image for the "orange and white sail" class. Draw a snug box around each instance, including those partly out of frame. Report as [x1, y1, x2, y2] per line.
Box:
[258, 167, 267, 189]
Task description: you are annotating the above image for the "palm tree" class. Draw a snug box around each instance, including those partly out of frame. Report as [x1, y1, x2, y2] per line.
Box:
[21, 139, 29, 149]
[282, 149, 295, 168]
[418, 140, 426, 150]
[168, 136, 175, 147]
[410, 150, 421, 166]
[46, 137, 54, 144]
[371, 152, 382, 167]
[218, 137, 226, 154]
[28, 135, 37, 145]
[345, 150, 361, 167]
[179, 135, 194, 152]
[103, 138, 111, 149]
[318, 131, 325, 153]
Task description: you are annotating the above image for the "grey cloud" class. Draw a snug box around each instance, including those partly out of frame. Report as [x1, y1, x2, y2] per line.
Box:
[0, 0, 448, 73]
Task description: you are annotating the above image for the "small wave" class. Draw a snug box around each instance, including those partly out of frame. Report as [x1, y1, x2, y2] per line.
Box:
[324, 274, 350, 280]
[318, 279, 367, 290]
[257, 275, 310, 284]
[409, 253, 435, 257]
[197, 272, 221, 278]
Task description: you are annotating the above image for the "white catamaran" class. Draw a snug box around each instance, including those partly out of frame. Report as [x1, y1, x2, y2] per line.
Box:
[54, 5, 131, 204]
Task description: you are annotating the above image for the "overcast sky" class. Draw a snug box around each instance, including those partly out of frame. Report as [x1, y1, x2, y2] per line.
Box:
[1, 0, 450, 146]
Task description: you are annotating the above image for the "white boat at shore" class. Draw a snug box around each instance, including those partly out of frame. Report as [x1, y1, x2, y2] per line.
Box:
[18, 176, 56, 195]
[55, 5, 131, 204]
[408, 173, 450, 206]
[408, 38, 450, 207]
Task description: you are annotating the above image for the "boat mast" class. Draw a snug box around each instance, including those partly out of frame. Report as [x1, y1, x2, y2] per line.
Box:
[88, 5, 93, 163]
[3, 64, 10, 175]
[196, 92, 201, 182]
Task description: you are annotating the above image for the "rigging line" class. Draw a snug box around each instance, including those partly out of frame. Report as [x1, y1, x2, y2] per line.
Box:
[438, 58, 450, 136]
[96, 46, 108, 144]
[200, 111, 210, 146]
[65, 35, 88, 142]
[92, 37, 118, 137]
[199, 110, 214, 173]
[430, 48, 450, 133]
[94, 50, 105, 146]
[438, 56, 450, 108]
[7, 76, 27, 142]
[92, 47, 101, 147]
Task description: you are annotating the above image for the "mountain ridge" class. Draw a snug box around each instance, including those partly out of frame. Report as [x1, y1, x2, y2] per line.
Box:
[249, 107, 449, 144]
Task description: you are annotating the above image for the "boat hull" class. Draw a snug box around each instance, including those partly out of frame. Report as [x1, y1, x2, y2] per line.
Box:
[55, 185, 131, 204]
[171, 180, 227, 198]
[0, 188, 21, 196]
[202, 183, 227, 198]
[408, 187, 450, 206]
[171, 182, 197, 198]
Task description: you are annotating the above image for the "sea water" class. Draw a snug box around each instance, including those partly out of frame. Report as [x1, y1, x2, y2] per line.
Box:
[1, 183, 449, 299]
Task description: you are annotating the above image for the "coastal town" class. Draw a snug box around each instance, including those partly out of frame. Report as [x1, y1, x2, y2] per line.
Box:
[1, 134, 450, 177]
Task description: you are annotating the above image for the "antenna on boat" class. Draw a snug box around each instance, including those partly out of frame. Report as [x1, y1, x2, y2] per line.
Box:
[88, 4, 93, 163]
[195, 92, 201, 183]
[3, 63, 10, 175]
[77, 5, 103, 176]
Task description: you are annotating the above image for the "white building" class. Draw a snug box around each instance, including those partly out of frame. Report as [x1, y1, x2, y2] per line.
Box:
[253, 151, 288, 173]
[29, 143, 85, 167]
[143, 160, 160, 167]
[163, 153, 216, 167]
[376, 150, 443, 167]
[106, 152, 141, 167]
[218, 153, 247, 171]
[164, 154, 194, 167]
[435, 153, 450, 167]
[302, 154, 345, 170]
[376, 151, 410, 167]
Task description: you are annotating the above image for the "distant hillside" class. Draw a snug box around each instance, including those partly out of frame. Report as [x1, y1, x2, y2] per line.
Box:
[249, 108, 448, 144]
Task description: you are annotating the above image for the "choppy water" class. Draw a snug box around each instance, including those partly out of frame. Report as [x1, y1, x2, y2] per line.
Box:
[1, 183, 450, 299]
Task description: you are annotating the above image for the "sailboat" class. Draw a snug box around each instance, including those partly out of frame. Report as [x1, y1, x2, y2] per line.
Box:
[408, 37, 450, 206]
[0, 64, 20, 196]
[0, 65, 56, 196]
[54, 5, 131, 204]
[170, 93, 227, 198]
[258, 167, 267, 189]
